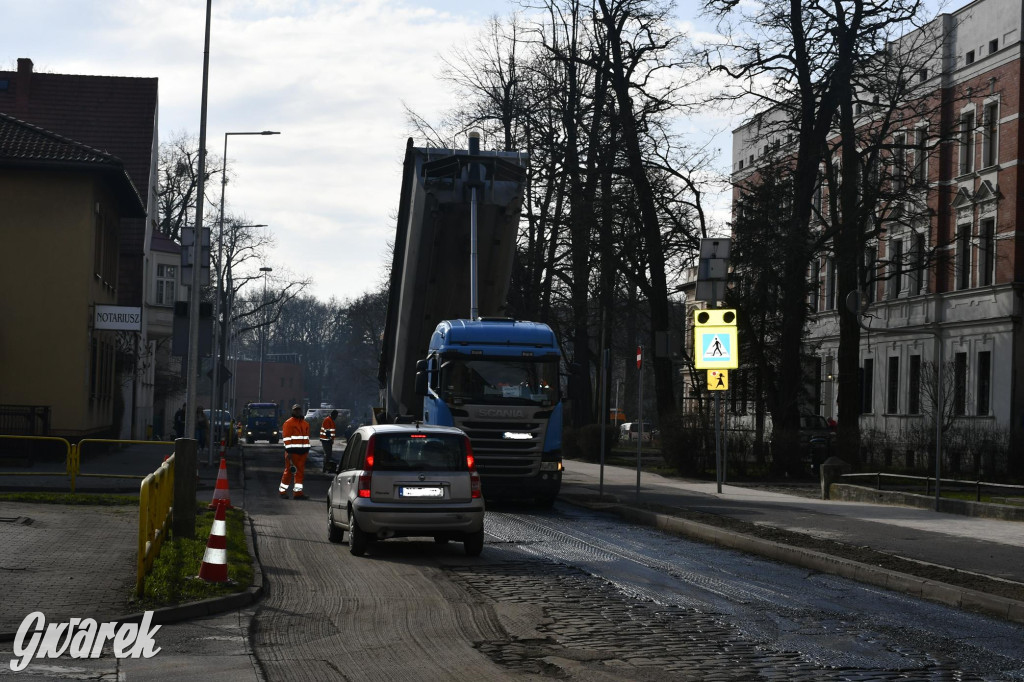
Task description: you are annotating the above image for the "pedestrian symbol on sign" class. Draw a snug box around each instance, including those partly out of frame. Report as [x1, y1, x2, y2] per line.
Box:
[702, 334, 731, 363]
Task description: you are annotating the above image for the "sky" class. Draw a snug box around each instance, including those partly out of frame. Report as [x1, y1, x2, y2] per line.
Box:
[4, 0, 952, 303]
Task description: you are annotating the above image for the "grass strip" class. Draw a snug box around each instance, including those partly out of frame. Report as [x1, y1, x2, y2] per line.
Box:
[135, 503, 252, 608]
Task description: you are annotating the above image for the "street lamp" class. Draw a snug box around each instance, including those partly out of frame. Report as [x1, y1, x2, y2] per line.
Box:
[258, 267, 273, 402]
[211, 130, 279, 460]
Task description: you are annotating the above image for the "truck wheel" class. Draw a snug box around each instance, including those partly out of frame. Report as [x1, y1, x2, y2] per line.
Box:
[463, 529, 484, 556]
[349, 511, 369, 556]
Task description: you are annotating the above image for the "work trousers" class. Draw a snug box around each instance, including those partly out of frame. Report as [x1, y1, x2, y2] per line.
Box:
[279, 452, 308, 496]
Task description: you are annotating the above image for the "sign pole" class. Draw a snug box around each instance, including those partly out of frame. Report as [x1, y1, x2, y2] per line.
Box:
[636, 345, 643, 500]
[715, 392, 722, 494]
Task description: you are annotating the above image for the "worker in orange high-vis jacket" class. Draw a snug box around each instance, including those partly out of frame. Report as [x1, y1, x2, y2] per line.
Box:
[280, 404, 311, 499]
[320, 409, 339, 473]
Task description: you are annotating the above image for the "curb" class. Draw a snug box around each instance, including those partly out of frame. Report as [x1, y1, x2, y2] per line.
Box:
[560, 494, 1024, 626]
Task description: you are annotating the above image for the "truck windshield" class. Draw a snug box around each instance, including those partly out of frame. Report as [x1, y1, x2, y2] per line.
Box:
[440, 358, 559, 405]
[249, 407, 277, 418]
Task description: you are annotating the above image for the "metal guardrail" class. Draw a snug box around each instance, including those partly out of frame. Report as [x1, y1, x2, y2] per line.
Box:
[0, 434, 72, 483]
[137, 453, 175, 597]
[0, 435, 175, 492]
[74, 439, 175, 491]
[840, 472, 1024, 502]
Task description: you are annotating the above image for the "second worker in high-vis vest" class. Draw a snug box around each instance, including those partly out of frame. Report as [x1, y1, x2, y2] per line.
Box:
[279, 404, 311, 499]
[320, 409, 339, 473]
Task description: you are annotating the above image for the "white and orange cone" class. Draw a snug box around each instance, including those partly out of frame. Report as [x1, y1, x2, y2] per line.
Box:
[198, 500, 229, 583]
[208, 457, 233, 510]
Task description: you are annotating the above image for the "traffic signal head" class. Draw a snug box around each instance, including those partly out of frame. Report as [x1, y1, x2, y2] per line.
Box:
[694, 309, 736, 326]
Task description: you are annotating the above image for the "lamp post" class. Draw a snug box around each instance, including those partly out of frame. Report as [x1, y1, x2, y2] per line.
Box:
[258, 267, 273, 402]
[210, 131, 278, 461]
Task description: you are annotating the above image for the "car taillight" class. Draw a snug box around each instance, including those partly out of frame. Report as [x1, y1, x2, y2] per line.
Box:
[466, 438, 481, 498]
[359, 436, 375, 497]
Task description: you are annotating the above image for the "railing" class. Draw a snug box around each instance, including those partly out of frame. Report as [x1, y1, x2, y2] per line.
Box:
[0, 434, 72, 483]
[73, 439, 175, 492]
[0, 405, 51, 435]
[137, 454, 175, 597]
[839, 472, 1024, 502]
[0, 436, 175, 491]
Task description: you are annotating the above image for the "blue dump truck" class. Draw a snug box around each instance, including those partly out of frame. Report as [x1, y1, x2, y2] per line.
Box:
[243, 402, 281, 444]
[378, 136, 563, 505]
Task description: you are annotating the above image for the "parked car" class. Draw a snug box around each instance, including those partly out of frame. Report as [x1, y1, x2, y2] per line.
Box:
[326, 423, 484, 557]
[620, 422, 655, 442]
[203, 409, 237, 446]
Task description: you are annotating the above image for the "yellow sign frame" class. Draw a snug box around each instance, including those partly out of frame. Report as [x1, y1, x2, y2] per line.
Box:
[693, 309, 738, 369]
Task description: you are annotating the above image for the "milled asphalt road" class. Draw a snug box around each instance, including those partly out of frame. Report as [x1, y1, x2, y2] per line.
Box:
[1, 445, 1023, 678]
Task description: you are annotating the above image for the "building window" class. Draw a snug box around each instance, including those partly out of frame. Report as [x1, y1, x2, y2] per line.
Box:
[965, 49, 975, 65]
[982, 102, 998, 167]
[989, 38, 998, 53]
[956, 225, 972, 290]
[913, 128, 928, 185]
[812, 172, 823, 215]
[156, 264, 177, 306]
[887, 356, 900, 414]
[809, 260, 821, 312]
[907, 232, 924, 295]
[977, 350, 991, 415]
[959, 111, 975, 175]
[738, 159, 744, 170]
[862, 245, 877, 304]
[892, 133, 907, 192]
[826, 257, 836, 310]
[953, 352, 967, 416]
[887, 238, 903, 300]
[979, 218, 995, 286]
[862, 358, 874, 414]
[908, 354, 921, 415]
[918, 67, 928, 82]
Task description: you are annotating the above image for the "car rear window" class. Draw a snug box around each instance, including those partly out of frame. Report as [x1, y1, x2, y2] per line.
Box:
[372, 433, 468, 472]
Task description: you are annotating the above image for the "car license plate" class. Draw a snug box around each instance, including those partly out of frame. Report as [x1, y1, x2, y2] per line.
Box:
[399, 486, 443, 498]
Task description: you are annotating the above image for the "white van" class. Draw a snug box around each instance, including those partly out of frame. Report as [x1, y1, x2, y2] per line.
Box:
[619, 422, 654, 442]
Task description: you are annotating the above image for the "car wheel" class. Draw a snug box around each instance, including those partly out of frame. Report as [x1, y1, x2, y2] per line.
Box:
[349, 511, 369, 556]
[269, 438, 279, 444]
[463, 529, 484, 556]
[246, 437, 254, 444]
[327, 502, 344, 544]
[433, 536, 450, 545]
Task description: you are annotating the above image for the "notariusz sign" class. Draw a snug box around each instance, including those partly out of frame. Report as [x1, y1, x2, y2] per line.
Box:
[94, 305, 142, 331]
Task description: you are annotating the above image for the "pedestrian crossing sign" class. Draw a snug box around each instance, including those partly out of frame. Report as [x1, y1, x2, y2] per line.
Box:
[693, 309, 738, 369]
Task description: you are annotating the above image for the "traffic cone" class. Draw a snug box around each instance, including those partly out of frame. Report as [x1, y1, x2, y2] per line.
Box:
[198, 500, 229, 583]
[219, 438, 226, 459]
[208, 457, 233, 510]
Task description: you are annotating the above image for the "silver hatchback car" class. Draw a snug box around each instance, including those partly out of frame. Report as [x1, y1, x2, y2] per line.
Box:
[326, 423, 485, 556]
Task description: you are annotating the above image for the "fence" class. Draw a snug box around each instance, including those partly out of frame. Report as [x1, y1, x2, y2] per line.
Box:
[137, 453, 175, 597]
[839, 472, 1024, 502]
[0, 405, 51, 435]
[0, 436, 175, 492]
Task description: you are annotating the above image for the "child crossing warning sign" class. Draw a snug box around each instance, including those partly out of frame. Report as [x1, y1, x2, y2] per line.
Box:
[693, 309, 738, 369]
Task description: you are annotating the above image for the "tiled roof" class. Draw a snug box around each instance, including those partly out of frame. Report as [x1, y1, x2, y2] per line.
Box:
[0, 64, 159, 209]
[0, 111, 146, 217]
[0, 110, 125, 166]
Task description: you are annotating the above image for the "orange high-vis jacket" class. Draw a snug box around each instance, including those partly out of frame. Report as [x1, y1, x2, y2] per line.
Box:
[320, 416, 336, 442]
[282, 416, 310, 454]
